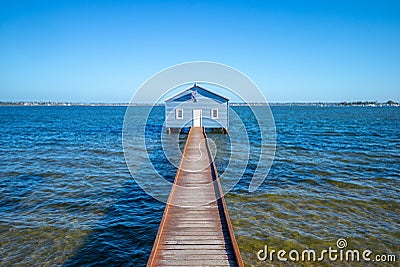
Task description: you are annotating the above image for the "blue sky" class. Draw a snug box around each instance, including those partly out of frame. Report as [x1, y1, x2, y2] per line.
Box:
[0, 0, 399, 102]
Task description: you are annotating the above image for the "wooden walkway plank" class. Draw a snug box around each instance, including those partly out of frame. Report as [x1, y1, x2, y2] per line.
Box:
[147, 127, 243, 267]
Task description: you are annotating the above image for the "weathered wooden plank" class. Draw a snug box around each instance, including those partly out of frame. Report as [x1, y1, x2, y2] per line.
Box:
[161, 232, 229, 236]
[167, 224, 225, 229]
[161, 235, 231, 241]
[155, 259, 236, 266]
[168, 218, 225, 222]
[169, 205, 219, 209]
[162, 239, 231, 245]
[158, 244, 232, 250]
[165, 223, 226, 227]
[168, 210, 224, 215]
[160, 231, 229, 236]
[166, 220, 223, 224]
[159, 249, 235, 256]
[164, 228, 226, 232]
[167, 215, 224, 219]
[158, 253, 235, 260]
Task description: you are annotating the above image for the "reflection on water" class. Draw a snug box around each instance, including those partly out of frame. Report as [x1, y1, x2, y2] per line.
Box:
[0, 106, 399, 266]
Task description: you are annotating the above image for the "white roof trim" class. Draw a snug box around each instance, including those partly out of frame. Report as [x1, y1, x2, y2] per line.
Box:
[164, 84, 229, 102]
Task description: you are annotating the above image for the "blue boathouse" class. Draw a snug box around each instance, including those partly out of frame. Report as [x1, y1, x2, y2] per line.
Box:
[164, 84, 229, 133]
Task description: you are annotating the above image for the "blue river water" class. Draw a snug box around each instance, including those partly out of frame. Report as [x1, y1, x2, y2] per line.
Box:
[0, 106, 399, 266]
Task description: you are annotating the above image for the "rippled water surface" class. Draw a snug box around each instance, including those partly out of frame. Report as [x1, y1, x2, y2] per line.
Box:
[0, 106, 399, 266]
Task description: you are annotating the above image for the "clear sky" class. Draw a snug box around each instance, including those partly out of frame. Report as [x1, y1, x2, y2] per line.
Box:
[0, 0, 399, 103]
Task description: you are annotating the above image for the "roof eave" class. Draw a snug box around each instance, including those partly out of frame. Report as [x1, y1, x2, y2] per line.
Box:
[163, 84, 230, 102]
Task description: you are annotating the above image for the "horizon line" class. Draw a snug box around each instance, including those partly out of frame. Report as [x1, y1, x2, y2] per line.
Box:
[0, 100, 399, 106]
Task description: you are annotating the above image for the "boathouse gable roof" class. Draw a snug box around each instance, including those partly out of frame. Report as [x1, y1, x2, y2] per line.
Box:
[164, 85, 229, 103]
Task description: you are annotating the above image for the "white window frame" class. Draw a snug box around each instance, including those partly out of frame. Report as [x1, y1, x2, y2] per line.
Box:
[211, 108, 218, 119]
[176, 108, 183, 119]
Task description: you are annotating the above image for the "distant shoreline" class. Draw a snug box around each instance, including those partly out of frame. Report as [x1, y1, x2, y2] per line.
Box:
[0, 101, 399, 107]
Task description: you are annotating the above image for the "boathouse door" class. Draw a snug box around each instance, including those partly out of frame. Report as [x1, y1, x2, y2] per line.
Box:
[193, 109, 202, 127]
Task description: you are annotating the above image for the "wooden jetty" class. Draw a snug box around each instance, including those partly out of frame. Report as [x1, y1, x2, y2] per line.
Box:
[147, 127, 243, 267]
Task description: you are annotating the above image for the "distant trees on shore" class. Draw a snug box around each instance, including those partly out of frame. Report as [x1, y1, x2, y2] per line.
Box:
[338, 100, 399, 106]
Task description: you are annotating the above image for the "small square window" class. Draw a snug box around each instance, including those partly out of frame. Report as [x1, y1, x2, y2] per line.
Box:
[176, 109, 183, 119]
[211, 108, 218, 119]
